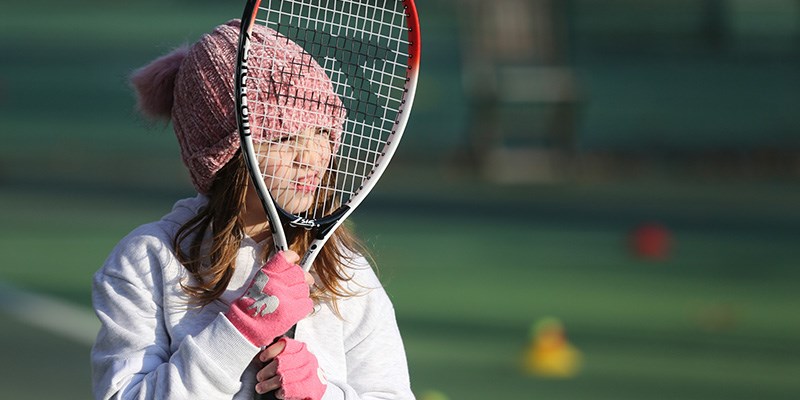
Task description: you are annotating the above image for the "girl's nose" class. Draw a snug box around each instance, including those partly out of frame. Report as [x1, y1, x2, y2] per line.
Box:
[296, 148, 314, 165]
[294, 138, 321, 166]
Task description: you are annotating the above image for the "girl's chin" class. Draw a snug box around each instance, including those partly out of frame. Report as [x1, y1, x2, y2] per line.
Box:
[278, 197, 315, 215]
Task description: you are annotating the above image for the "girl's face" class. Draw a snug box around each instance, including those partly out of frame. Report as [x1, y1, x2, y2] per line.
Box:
[258, 127, 334, 214]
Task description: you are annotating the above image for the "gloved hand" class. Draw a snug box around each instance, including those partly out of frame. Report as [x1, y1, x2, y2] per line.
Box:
[225, 251, 313, 347]
[256, 337, 327, 400]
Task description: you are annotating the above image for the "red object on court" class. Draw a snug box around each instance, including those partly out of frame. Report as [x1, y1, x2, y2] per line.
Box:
[630, 223, 672, 260]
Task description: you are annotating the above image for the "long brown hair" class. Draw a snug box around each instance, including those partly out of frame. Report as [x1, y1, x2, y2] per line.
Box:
[173, 151, 364, 309]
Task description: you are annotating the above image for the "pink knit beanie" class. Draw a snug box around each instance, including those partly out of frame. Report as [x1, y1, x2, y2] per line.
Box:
[130, 20, 345, 194]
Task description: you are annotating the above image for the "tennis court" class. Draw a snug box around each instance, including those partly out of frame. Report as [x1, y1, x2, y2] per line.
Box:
[1, 1, 799, 399]
[2, 179, 800, 399]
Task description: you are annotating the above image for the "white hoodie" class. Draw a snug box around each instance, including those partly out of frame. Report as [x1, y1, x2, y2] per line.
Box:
[91, 195, 414, 400]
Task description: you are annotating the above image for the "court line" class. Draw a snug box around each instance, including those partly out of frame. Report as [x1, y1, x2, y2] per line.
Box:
[0, 281, 98, 346]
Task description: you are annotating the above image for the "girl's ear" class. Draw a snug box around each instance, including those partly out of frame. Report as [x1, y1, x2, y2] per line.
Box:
[130, 46, 189, 120]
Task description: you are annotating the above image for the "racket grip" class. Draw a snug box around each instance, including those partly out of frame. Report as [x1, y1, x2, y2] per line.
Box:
[256, 325, 297, 400]
[259, 389, 280, 400]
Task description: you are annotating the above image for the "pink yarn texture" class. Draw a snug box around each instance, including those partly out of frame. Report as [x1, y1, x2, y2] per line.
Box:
[275, 337, 327, 400]
[131, 20, 345, 193]
[225, 252, 314, 348]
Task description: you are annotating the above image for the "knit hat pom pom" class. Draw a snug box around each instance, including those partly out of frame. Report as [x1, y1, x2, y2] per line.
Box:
[130, 46, 188, 119]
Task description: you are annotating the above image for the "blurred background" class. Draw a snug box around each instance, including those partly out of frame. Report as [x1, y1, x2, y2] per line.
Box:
[1, 0, 799, 399]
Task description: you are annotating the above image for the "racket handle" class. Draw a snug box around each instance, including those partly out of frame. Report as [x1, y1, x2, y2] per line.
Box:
[259, 389, 280, 400]
[256, 325, 297, 399]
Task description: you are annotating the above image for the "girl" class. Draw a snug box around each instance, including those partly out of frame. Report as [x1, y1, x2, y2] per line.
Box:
[91, 20, 414, 400]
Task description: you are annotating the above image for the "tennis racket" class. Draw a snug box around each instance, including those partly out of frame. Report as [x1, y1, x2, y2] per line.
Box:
[234, 2, 419, 396]
[235, 0, 420, 271]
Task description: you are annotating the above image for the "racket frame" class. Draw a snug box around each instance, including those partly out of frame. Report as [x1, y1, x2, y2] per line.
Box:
[236, 0, 291, 256]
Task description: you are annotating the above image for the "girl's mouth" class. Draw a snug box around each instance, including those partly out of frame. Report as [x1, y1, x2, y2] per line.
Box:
[294, 174, 320, 193]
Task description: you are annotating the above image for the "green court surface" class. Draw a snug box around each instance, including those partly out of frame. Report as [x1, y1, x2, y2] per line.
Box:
[0, 312, 93, 398]
[2, 177, 800, 399]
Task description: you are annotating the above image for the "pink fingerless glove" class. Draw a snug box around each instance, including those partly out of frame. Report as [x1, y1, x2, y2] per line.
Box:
[225, 252, 314, 347]
[276, 338, 327, 400]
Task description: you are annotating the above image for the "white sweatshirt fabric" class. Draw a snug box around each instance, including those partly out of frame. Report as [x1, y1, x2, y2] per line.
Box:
[91, 195, 414, 400]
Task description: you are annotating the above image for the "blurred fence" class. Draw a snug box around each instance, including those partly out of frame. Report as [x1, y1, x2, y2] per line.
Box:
[440, 0, 800, 181]
[1, 0, 799, 189]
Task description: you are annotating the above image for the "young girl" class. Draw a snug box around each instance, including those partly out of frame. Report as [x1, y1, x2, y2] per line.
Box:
[91, 20, 415, 400]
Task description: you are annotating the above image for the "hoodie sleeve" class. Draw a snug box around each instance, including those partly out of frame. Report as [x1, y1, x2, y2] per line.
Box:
[91, 230, 259, 400]
[318, 261, 416, 400]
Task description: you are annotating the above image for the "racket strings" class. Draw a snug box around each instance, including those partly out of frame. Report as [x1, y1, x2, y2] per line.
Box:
[248, 0, 411, 221]
[261, 0, 409, 41]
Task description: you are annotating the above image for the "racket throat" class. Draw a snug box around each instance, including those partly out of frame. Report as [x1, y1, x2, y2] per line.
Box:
[284, 206, 350, 237]
[315, 216, 342, 240]
[315, 206, 350, 239]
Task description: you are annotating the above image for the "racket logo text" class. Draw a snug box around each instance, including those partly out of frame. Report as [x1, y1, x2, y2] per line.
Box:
[238, 36, 252, 137]
[290, 27, 393, 126]
[289, 216, 320, 229]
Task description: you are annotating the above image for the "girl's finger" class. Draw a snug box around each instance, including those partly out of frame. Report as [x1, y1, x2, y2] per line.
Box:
[259, 339, 287, 362]
[255, 374, 282, 394]
[280, 250, 300, 264]
[255, 360, 278, 382]
[304, 271, 315, 288]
